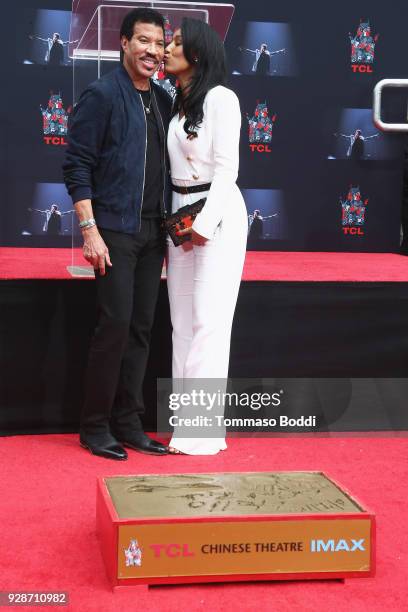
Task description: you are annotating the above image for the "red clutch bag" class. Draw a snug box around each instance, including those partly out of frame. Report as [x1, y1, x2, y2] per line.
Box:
[163, 198, 206, 246]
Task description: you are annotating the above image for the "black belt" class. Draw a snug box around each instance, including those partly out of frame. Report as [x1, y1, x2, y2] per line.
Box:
[171, 182, 211, 194]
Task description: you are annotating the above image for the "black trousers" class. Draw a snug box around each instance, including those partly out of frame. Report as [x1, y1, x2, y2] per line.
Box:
[81, 218, 165, 435]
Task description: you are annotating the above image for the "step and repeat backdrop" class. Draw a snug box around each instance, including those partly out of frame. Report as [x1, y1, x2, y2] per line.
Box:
[1, 0, 408, 253]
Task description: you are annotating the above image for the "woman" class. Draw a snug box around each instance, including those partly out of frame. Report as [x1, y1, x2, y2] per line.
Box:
[164, 18, 248, 455]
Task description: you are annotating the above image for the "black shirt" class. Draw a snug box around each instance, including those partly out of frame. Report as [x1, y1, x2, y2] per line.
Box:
[351, 136, 364, 160]
[47, 211, 62, 234]
[49, 40, 64, 65]
[249, 216, 263, 239]
[256, 51, 270, 75]
[137, 88, 163, 218]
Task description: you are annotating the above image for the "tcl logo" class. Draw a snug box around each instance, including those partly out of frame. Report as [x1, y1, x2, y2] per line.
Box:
[351, 65, 373, 73]
[149, 543, 195, 557]
[342, 227, 364, 236]
[43, 136, 67, 146]
[249, 144, 271, 153]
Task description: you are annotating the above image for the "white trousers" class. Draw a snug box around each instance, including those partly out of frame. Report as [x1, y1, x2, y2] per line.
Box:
[166, 189, 248, 454]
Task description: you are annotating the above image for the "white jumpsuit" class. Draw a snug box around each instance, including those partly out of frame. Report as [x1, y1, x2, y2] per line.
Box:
[166, 85, 248, 454]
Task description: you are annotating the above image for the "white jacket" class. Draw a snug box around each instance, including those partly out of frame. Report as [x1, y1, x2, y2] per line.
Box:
[167, 85, 243, 239]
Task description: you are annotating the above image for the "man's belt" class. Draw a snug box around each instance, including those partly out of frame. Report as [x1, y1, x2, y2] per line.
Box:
[171, 182, 212, 194]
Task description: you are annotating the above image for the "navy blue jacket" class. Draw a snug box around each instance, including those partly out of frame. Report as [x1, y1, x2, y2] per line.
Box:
[63, 64, 172, 234]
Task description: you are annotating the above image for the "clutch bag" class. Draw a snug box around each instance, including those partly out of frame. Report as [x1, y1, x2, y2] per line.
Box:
[164, 198, 206, 246]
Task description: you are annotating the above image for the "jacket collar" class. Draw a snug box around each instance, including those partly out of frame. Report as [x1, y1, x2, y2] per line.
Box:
[115, 64, 169, 114]
[116, 63, 153, 94]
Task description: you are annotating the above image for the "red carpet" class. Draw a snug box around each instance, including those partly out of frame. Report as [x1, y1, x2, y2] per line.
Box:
[0, 434, 407, 611]
[1, 247, 408, 281]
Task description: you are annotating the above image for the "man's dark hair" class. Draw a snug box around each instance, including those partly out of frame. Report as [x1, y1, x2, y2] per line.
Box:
[119, 8, 165, 63]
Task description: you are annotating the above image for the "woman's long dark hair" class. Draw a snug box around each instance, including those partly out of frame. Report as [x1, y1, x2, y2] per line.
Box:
[173, 18, 227, 138]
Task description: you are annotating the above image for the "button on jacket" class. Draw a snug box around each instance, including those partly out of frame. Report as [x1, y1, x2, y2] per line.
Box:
[63, 64, 172, 234]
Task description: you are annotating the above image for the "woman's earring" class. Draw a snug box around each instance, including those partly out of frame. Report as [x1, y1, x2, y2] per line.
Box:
[193, 57, 198, 63]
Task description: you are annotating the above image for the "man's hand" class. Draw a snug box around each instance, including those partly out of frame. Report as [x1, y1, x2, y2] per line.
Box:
[82, 227, 112, 275]
[73, 199, 111, 274]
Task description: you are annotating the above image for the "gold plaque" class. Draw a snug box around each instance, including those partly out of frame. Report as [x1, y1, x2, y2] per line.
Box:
[96, 472, 374, 586]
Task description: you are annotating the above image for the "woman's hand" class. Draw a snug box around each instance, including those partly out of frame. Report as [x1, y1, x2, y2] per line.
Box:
[191, 229, 208, 246]
[177, 227, 208, 246]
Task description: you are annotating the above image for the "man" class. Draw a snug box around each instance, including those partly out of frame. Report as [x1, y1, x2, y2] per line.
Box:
[63, 8, 172, 460]
[28, 204, 72, 235]
[334, 129, 379, 159]
[248, 209, 278, 240]
[238, 43, 285, 76]
[29, 32, 78, 65]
